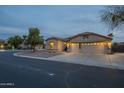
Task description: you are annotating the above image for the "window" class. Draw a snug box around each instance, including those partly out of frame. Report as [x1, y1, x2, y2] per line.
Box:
[0, 44, 4, 49]
[50, 42, 54, 49]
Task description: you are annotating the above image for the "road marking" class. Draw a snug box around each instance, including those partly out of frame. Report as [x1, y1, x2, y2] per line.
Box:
[48, 73, 55, 76]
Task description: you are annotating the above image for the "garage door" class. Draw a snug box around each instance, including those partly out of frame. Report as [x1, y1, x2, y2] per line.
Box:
[71, 44, 80, 53]
[80, 45, 105, 54]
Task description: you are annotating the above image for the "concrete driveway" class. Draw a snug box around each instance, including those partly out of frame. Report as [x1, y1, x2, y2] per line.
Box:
[49, 53, 124, 70]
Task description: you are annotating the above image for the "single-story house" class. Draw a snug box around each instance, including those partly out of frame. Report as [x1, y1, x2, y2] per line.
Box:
[46, 32, 113, 54]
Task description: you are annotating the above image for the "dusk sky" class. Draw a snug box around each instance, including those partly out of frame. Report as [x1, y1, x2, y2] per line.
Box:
[0, 5, 124, 42]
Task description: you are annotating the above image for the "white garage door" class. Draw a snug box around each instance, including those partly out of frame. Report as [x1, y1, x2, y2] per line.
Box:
[80, 45, 105, 54]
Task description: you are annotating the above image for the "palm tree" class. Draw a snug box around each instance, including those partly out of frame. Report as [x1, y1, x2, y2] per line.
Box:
[101, 6, 124, 30]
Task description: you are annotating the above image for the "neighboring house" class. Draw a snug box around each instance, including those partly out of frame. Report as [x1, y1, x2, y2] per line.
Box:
[46, 32, 113, 54]
[0, 39, 5, 49]
[112, 42, 124, 52]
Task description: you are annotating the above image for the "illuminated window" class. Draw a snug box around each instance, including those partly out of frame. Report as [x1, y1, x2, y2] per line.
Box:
[50, 42, 54, 49]
[108, 42, 112, 48]
[0, 44, 4, 49]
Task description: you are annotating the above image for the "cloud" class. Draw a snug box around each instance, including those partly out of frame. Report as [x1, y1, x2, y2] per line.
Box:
[0, 6, 123, 42]
[0, 26, 28, 37]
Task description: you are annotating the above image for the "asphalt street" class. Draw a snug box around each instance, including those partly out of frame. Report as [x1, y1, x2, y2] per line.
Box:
[0, 51, 124, 88]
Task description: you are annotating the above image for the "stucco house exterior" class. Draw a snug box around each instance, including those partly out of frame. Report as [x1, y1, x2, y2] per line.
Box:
[46, 32, 113, 54]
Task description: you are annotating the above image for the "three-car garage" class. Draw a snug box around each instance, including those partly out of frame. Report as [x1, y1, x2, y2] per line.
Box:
[69, 43, 108, 54]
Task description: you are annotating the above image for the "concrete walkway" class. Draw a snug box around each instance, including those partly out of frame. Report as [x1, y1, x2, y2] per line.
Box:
[14, 52, 124, 70]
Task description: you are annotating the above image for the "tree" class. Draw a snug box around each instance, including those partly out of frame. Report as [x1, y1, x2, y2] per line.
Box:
[8, 35, 23, 49]
[27, 28, 44, 52]
[101, 6, 124, 31]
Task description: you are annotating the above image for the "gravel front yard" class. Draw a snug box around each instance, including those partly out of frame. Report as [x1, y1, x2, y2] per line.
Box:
[16, 50, 63, 58]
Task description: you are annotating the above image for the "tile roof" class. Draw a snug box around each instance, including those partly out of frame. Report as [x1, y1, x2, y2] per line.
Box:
[46, 32, 113, 42]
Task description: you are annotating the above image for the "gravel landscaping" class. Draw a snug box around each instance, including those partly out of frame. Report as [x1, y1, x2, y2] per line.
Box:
[16, 50, 63, 58]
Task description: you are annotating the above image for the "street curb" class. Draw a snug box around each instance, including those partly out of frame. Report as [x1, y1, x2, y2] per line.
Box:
[13, 53, 55, 61]
[0, 50, 32, 52]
